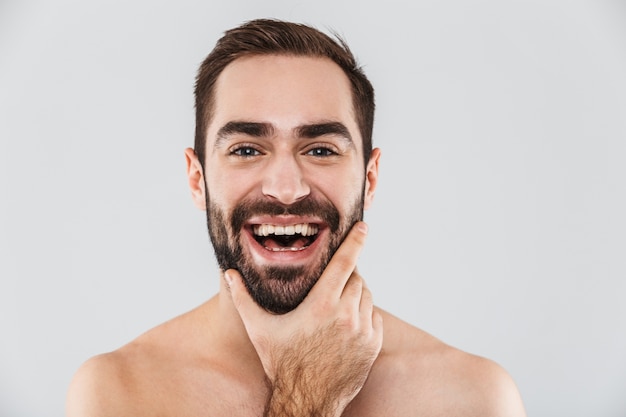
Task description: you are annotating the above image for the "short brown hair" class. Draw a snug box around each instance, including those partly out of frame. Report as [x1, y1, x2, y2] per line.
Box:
[194, 18, 375, 168]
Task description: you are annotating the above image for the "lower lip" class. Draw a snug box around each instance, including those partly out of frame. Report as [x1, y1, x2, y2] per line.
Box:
[243, 229, 326, 266]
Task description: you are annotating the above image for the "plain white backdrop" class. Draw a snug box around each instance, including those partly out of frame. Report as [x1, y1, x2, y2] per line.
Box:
[1, 1, 625, 416]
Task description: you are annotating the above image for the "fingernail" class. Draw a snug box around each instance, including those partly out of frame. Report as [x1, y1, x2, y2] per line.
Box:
[357, 222, 368, 234]
[224, 271, 232, 285]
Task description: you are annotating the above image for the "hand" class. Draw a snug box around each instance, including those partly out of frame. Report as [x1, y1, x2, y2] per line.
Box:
[225, 221, 383, 417]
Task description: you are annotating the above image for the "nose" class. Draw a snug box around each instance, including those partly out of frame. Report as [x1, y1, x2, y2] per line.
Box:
[261, 153, 310, 205]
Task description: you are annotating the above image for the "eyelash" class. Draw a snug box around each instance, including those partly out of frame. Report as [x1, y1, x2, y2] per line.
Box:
[229, 144, 262, 158]
[228, 143, 339, 158]
[305, 146, 337, 157]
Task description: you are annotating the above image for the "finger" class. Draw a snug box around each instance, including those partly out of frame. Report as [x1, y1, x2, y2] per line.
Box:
[309, 221, 368, 299]
[359, 279, 374, 316]
[341, 273, 363, 301]
[224, 269, 266, 325]
[372, 309, 384, 349]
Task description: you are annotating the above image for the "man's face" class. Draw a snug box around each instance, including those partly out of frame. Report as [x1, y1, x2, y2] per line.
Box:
[196, 55, 378, 314]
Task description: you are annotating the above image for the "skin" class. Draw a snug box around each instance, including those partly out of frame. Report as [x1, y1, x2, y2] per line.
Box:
[66, 55, 527, 416]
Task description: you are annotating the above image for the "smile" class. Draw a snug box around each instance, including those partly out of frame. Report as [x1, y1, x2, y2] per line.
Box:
[252, 223, 320, 252]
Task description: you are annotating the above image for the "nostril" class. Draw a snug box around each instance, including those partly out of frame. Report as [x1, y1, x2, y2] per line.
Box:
[260, 157, 311, 204]
[261, 180, 310, 205]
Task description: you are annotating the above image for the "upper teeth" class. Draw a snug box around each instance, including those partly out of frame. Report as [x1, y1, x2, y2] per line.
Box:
[253, 223, 319, 237]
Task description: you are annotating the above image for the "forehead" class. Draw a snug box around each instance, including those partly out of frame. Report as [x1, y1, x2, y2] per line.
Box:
[208, 54, 361, 147]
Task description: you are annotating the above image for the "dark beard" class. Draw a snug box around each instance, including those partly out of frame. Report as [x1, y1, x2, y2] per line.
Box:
[205, 196, 363, 314]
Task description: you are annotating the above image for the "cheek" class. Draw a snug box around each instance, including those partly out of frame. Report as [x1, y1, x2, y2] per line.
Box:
[316, 174, 364, 209]
[205, 169, 250, 205]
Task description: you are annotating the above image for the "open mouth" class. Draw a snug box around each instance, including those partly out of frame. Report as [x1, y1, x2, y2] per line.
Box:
[252, 223, 320, 252]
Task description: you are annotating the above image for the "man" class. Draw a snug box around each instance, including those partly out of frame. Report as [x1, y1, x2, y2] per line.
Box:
[67, 19, 526, 416]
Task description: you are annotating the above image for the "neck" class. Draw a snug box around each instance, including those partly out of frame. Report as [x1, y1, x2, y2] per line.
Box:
[211, 270, 264, 367]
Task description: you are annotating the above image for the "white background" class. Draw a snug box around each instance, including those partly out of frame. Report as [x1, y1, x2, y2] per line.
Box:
[1, 1, 625, 416]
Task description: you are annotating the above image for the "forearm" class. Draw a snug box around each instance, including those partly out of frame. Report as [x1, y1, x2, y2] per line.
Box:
[263, 377, 346, 417]
[260, 331, 369, 417]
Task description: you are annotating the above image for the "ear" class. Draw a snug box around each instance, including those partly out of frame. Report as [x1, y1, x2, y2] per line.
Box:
[363, 147, 380, 210]
[185, 148, 206, 210]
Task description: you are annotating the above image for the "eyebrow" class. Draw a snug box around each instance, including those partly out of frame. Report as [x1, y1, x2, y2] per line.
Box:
[295, 122, 353, 143]
[215, 121, 354, 149]
[216, 121, 273, 144]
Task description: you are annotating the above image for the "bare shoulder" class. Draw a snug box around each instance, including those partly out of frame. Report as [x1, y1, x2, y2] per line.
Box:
[349, 309, 527, 417]
[66, 349, 139, 417]
[438, 346, 527, 417]
[66, 303, 212, 417]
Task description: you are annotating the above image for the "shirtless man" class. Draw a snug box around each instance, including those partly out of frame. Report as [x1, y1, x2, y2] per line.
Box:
[67, 19, 527, 416]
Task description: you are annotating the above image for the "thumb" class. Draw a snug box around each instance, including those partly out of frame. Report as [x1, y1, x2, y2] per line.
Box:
[224, 269, 263, 323]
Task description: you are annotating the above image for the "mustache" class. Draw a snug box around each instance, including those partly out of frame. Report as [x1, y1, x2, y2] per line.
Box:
[230, 198, 341, 234]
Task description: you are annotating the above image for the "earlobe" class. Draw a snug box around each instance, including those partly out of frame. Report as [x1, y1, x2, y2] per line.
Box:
[363, 148, 381, 210]
[184, 148, 207, 210]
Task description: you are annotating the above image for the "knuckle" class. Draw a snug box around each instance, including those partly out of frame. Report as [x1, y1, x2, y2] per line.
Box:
[335, 313, 359, 332]
[338, 307, 367, 333]
[345, 275, 363, 295]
